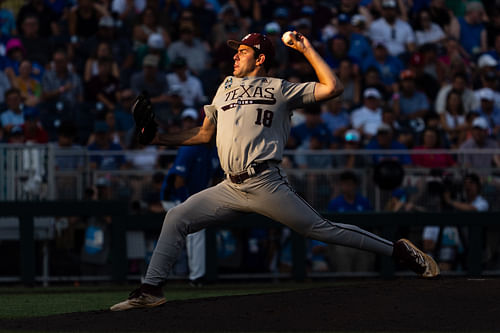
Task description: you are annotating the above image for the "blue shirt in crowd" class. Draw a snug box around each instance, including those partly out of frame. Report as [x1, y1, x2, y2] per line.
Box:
[392, 91, 430, 116]
[365, 139, 412, 165]
[328, 193, 372, 213]
[362, 55, 404, 85]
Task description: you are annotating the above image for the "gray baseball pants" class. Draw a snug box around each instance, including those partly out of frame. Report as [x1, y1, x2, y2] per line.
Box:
[144, 165, 394, 286]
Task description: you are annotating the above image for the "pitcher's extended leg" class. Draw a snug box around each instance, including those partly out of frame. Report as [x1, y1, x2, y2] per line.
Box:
[143, 181, 248, 286]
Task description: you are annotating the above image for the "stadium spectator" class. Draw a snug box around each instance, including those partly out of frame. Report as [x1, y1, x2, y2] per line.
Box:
[440, 89, 468, 148]
[325, 34, 359, 73]
[187, 0, 218, 41]
[334, 129, 368, 169]
[41, 49, 84, 109]
[84, 41, 120, 82]
[336, 58, 361, 110]
[438, 37, 471, 82]
[368, 0, 416, 58]
[365, 123, 412, 166]
[21, 106, 48, 143]
[485, 34, 500, 70]
[81, 16, 134, 82]
[474, 88, 500, 138]
[166, 57, 206, 108]
[474, 70, 500, 109]
[211, 4, 244, 50]
[133, 7, 170, 50]
[111, 0, 145, 21]
[459, 117, 500, 169]
[0, 0, 17, 38]
[167, 22, 210, 75]
[362, 41, 404, 88]
[435, 72, 479, 115]
[85, 57, 120, 112]
[391, 69, 430, 127]
[19, 14, 51, 67]
[449, 1, 487, 57]
[415, 8, 446, 47]
[345, 15, 373, 62]
[321, 97, 350, 141]
[472, 53, 498, 89]
[1, 88, 24, 133]
[134, 33, 169, 72]
[16, 0, 59, 38]
[11, 59, 40, 107]
[289, 105, 335, 151]
[68, 0, 107, 44]
[351, 88, 384, 140]
[428, 0, 453, 34]
[130, 54, 170, 119]
[113, 89, 136, 145]
[411, 127, 456, 168]
[2, 38, 26, 82]
[54, 120, 84, 171]
[327, 170, 375, 273]
[87, 121, 125, 170]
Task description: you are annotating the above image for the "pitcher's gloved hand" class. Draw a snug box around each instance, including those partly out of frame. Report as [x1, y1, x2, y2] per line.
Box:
[132, 92, 158, 145]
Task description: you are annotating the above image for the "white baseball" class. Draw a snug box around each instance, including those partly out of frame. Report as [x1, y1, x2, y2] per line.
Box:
[282, 31, 295, 45]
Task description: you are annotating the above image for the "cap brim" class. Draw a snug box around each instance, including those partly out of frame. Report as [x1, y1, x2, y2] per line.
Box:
[227, 40, 243, 50]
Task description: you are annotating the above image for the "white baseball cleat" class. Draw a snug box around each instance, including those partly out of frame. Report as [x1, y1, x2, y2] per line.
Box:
[110, 287, 166, 311]
[393, 238, 440, 278]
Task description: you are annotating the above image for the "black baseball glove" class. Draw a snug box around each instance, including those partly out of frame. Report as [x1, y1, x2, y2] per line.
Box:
[132, 92, 158, 145]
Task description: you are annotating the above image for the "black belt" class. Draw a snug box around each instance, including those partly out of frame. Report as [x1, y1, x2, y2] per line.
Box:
[228, 162, 269, 184]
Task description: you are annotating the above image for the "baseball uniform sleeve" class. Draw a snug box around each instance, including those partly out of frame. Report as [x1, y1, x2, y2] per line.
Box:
[281, 80, 316, 110]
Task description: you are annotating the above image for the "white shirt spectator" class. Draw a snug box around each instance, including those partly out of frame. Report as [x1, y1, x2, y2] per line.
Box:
[350, 106, 383, 137]
[415, 23, 445, 46]
[435, 85, 479, 114]
[474, 89, 500, 110]
[166, 72, 206, 107]
[167, 39, 210, 75]
[369, 18, 415, 57]
[444, 112, 466, 130]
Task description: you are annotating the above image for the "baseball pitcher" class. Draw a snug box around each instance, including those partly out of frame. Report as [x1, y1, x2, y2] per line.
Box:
[111, 32, 439, 311]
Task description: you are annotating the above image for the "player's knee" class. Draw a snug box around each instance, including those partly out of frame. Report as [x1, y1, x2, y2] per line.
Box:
[164, 206, 189, 234]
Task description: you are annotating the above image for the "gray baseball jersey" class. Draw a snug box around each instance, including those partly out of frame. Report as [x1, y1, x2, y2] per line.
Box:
[204, 76, 315, 173]
[143, 76, 394, 286]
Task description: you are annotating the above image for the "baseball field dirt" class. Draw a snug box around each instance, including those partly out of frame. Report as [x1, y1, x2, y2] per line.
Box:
[1, 278, 499, 332]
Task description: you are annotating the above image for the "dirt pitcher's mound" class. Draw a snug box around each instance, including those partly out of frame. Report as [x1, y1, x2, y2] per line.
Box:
[2, 278, 500, 332]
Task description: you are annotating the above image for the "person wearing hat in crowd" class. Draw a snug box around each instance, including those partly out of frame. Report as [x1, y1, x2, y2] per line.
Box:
[166, 57, 206, 108]
[459, 117, 500, 169]
[474, 88, 500, 138]
[351, 87, 384, 140]
[475, 71, 500, 109]
[130, 54, 170, 108]
[211, 3, 246, 50]
[2, 38, 27, 82]
[135, 33, 169, 72]
[21, 106, 48, 143]
[369, 0, 416, 58]
[449, 1, 487, 57]
[87, 120, 125, 170]
[1, 88, 24, 133]
[167, 22, 209, 75]
[365, 123, 412, 166]
[263, 21, 288, 74]
[472, 53, 498, 90]
[346, 14, 373, 63]
[391, 69, 430, 128]
[334, 128, 368, 169]
[362, 40, 404, 89]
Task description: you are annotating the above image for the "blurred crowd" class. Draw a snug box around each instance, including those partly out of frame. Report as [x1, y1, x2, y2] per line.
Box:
[1, 0, 500, 276]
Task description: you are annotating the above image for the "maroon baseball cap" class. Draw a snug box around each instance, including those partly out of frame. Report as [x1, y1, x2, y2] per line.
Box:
[227, 33, 275, 61]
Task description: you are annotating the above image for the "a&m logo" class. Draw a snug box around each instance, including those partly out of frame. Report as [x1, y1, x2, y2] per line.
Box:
[224, 77, 233, 89]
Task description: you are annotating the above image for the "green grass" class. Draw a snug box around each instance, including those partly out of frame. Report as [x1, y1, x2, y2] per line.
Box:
[0, 282, 332, 319]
